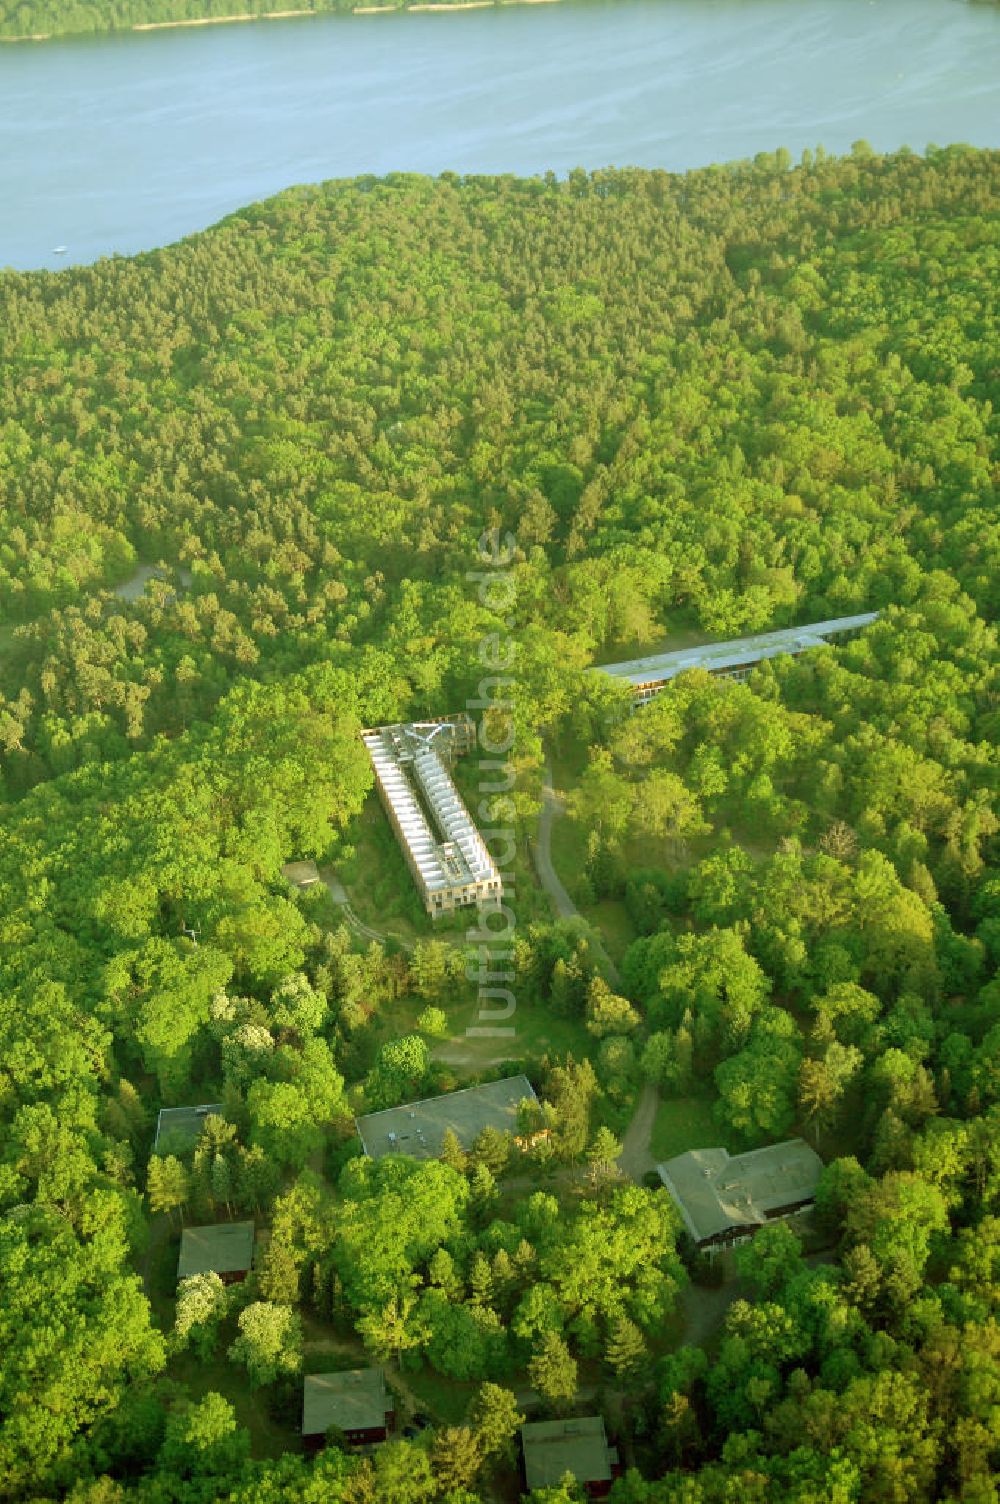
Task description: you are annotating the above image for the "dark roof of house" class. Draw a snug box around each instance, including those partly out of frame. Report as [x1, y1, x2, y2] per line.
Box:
[301, 1368, 392, 1437]
[176, 1221, 255, 1280]
[355, 1074, 537, 1160]
[521, 1417, 614, 1490]
[657, 1138, 824, 1244]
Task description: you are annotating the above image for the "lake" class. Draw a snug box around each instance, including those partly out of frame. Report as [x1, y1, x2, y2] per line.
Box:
[1, 0, 998, 270]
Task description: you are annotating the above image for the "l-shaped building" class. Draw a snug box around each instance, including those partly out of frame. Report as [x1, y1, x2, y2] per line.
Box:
[657, 1138, 824, 1254]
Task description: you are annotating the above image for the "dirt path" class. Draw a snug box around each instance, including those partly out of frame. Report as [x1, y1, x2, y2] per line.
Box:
[432, 1042, 517, 1068]
[531, 759, 621, 987]
[617, 1081, 660, 1181]
[679, 1276, 747, 1349]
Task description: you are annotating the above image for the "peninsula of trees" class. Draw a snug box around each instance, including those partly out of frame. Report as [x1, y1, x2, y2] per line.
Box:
[0, 148, 998, 1502]
[0, 0, 521, 42]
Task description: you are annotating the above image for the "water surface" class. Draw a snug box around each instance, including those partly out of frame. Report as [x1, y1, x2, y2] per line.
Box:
[1, 0, 997, 269]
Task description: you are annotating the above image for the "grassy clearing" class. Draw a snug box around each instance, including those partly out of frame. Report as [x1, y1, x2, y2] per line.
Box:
[548, 730, 590, 788]
[650, 1095, 720, 1161]
[587, 899, 636, 964]
[169, 1347, 298, 1458]
[402, 1369, 478, 1424]
[338, 800, 431, 939]
[436, 987, 593, 1076]
[549, 799, 588, 883]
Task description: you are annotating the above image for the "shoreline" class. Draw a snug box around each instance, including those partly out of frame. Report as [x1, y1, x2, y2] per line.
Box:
[133, 9, 313, 30]
[0, 0, 563, 42]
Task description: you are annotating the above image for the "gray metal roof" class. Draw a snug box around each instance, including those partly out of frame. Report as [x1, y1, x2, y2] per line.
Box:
[595, 612, 879, 687]
[154, 1103, 224, 1154]
[356, 1074, 537, 1160]
[301, 1368, 392, 1437]
[521, 1417, 613, 1490]
[657, 1138, 824, 1245]
[177, 1220, 255, 1279]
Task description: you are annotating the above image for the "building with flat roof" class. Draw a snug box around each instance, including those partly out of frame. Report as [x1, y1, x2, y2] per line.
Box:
[657, 1138, 824, 1252]
[301, 1368, 394, 1448]
[596, 612, 879, 706]
[177, 1221, 255, 1284]
[154, 1103, 224, 1155]
[356, 1074, 538, 1161]
[363, 715, 502, 917]
[520, 1417, 620, 1498]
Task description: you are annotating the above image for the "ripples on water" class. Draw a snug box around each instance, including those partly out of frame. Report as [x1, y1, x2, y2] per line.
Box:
[1, 0, 998, 268]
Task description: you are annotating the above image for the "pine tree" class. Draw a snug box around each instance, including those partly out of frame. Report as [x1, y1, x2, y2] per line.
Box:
[357, 1293, 419, 1367]
[513, 1238, 537, 1281]
[210, 1152, 233, 1215]
[607, 1315, 648, 1381]
[469, 1163, 497, 1216]
[259, 1235, 300, 1304]
[147, 1154, 189, 1224]
[490, 1248, 516, 1312]
[429, 1247, 463, 1300]
[114, 1079, 147, 1138]
[431, 1425, 482, 1491]
[586, 1126, 622, 1186]
[469, 1251, 494, 1309]
[467, 1383, 524, 1463]
[439, 1127, 467, 1173]
[528, 1331, 578, 1411]
[236, 1144, 278, 1213]
[549, 957, 573, 1017]
[471, 1125, 512, 1175]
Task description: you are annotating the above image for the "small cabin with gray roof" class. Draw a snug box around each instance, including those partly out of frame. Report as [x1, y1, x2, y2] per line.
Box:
[520, 1417, 620, 1498]
[177, 1221, 255, 1285]
[657, 1138, 824, 1252]
[154, 1103, 224, 1155]
[302, 1368, 394, 1448]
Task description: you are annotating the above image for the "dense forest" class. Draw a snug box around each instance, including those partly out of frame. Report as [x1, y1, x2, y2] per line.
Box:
[0, 148, 998, 1502]
[0, 0, 511, 42]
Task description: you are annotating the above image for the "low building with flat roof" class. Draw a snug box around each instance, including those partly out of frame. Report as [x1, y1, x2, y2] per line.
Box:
[302, 1368, 394, 1448]
[657, 1138, 823, 1252]
[177, 1221, 255, 1284]
[356, 1074, 538, 1161]
[595, 612, 879, 706]
[520, 1417, 620, 1498]
[154, 1103, 224, 1155]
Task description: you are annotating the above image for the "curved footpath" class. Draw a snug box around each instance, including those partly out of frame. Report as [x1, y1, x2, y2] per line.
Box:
[532, 758, 622, 988]
[320, 867, 415, 952]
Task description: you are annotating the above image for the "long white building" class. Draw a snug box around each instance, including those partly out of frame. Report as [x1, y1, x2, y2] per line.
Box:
[596, 611, 879, 706]
[362, 717, 502, 917]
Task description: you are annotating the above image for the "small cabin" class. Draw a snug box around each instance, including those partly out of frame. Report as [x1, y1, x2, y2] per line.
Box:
[176, 1221, 255, 1286]
[302, 1368, 394, 1449]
